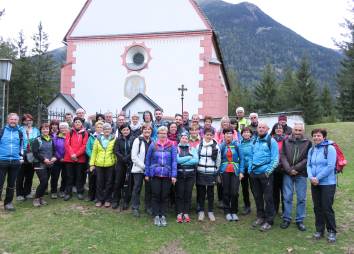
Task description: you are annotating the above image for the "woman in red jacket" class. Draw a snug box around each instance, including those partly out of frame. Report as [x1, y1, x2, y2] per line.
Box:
[63, 117, 89, 201]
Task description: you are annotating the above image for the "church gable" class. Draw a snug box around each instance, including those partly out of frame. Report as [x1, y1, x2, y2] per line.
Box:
[66, 0, 211, 39]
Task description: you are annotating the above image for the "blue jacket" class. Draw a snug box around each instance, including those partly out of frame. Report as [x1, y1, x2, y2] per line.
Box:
[219, 140, 244, 175]
[145, 140, 177, 178]
[177, 143, 199, 169]
[0, 124, 23, 161]
[249, 134, 279, 175]
[307, 140, 336, 185]
[239, 139, 253, 173]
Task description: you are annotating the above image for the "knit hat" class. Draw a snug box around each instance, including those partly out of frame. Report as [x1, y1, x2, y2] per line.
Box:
[102, 123, 112, 130]
[73, 117, 84, 124]
[180, 131, 190, 138]
[278, 114, 287, 121]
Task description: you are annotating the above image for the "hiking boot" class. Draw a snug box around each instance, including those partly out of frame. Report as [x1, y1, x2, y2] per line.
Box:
[146, 208, 153, 216]
[280, 220, 291, 229]
[4, 203, 16, 211]
[111, 202, 119, 209]
[184, 214, 191, 223]
[208, 212, 216, 222]
[40, 198, 48, 206]
[252, 218, 264, 228]
[104, 202, 111, 208]
[33, 198, 41, 207]
[296, 222, 306, 231]
[198, 211, 205, 221]
[327, 231, 336, 243]
[177, 213, 183, 223]
[51, 193, 58, 199]
[160, 216, 167, 227]
[58, 191, 65, 198]
[154, 216, 161, 227]
[259, 222, 272, 232]
[231, 213, 239, 221]
[242, 206, 251, 215]
[122, 202, 129, 210]
[63, 194, 71, 201]
[313, 231, 324, 240]
[77, 194, 84, 200]
[95, 202, 102, 207]
[16, 195, 25, 201]
[72, 187, 77, 193]
[132, 209, 140, 217]
[25, 193, 34, 199]
[226, 213, 233, 221]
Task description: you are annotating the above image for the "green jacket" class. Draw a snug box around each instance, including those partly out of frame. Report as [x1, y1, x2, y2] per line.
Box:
[89, 136, 116, 167]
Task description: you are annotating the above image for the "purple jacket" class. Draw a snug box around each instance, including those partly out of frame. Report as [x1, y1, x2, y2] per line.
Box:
[53, 134, 65, 160]
[145, 140, 177, 178]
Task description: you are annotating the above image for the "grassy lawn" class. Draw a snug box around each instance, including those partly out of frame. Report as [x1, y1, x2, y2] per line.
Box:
[1, 122, 353, 254]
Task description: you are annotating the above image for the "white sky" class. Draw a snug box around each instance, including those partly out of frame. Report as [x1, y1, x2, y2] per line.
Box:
[0, 0, 351, 51]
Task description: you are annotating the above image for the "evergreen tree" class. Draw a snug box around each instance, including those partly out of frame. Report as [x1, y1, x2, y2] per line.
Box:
[254, 64, 278, 113]
[320, 84, 335, 119]
[295, 58, 320, 124]
[336, 15, 354, 121]
[278, 67, 297, 110]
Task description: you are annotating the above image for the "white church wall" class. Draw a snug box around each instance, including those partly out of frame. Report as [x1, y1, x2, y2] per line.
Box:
[72, 36, 204, 116]
[48, 97, 75, 114]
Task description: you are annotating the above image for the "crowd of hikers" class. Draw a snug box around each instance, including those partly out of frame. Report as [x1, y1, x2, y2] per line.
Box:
[0, 106, 342, 243]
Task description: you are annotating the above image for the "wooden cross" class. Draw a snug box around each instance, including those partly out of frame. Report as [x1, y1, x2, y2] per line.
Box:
[178, 84, 188, 114]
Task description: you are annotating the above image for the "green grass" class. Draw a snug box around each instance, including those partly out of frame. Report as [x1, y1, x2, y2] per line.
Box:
[1, 122, 353, 254]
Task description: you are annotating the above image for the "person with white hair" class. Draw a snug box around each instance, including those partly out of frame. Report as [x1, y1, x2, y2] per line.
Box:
[76, 108, 92, 132]
[249, 113, 259, 137]
[130, 113, 142, 138]
[235, 107, 248, 132]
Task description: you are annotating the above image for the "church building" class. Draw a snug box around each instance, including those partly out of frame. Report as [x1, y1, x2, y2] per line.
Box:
[60, 0, 230, 117]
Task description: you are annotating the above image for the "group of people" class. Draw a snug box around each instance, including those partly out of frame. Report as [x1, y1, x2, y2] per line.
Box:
[0, 106, 338, 243]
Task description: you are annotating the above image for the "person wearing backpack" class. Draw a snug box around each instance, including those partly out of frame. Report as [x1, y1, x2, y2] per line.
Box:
[145, 126, 177, 227]
[0, 113, 23, 211]
[196, 127, 221, 222]
[219, 128, 244, 222]
[90, 123, 116, 208]
[280, 123, 311, 231]
[63, 117, 89, 201]
[130, 123, 153, 217]
[249, 122, 279, 232]
[307, 128, 337, 243]
[32, 123, 57, 207]
[176, 132, 199, 223]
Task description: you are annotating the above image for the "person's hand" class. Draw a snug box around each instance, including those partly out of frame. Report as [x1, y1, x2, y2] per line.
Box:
[239, 173, 244, 181]
[51, 157, 57, 163]
[171, 177, 177, 185]
[145, 176, 149, 182]
[290, 170, 298, 176]
[44, 158, 51, 165]
[71, 154, 78, 161]
[310, 177, 319, 186]
[90, 166, 95, 172]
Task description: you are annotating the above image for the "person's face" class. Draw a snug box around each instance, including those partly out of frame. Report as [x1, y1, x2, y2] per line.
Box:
[312, 132, 324, 145]
[257, 123, 268, 136]
[51, 125, 59, 133]
[41, 127, 50, 136]
[242, 130, 251, 140]
[182, 112, 189, 122]
[204, 120, 212, 128]
[24, 118, 33, 127]
[192, 115, 199, 124]
[158, 130, 168, 141]
[65, 115, 72, 122]
[117, 116, 125, 126]
[144, 113, 151, 123]
[76, 111, 85, 119]
[275, 126, 284, 136]
[189, 128, 199, 137]
[222, 121, 230, 129]
[293, 126, 304, 139]
[204, 132, 213, 142]
[105, 114, 113, 123]
[103, 128, 112, 137]
[250, 115, 258, 124]
[169, 124, 177, 134]
[95, 125, 103, 134]
[279, 120, 287, 126]
[230, 123, 237, 130]
[142, 128, 152, 138]
[180, 135, 189, 145]
[132, 116, 139, 125]
[224, 132, 233, 143]
[175, 116, 183, 126]
[236, 111, 244, 118]
[121, 127, 130, 137]
[59, 126, 69, 135]
[97, 116, 104, 122]
[155, 111, 162, 121]
[8, 115, 19, 127]
[74, 119, 83, 130]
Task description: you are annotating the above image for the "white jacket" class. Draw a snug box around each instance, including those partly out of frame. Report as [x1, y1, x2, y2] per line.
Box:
[131, 136, 148, 173]
[197, 139, 221, 174]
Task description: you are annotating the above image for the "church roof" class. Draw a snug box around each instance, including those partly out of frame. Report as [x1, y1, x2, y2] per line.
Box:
[65, 0, 211, 40]
[48, 93, 83, 112]
[122, 93, 163, 112]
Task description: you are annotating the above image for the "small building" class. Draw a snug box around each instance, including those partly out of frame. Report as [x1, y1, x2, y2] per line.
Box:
[47, 92, 83, 116]
[122, 93, 162, 120]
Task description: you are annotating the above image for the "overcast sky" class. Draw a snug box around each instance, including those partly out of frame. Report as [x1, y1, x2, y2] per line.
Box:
[0, 0, 352, 51]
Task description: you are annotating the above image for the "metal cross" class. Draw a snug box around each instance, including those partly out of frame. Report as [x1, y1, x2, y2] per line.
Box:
[178, 84, 188, 114]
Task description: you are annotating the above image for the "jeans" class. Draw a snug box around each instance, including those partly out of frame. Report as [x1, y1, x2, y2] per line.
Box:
[96, 166, 114, 202]
[35, 165, 50, 198]
[151, 177, 171, 216]
[251, 173, 275, 224]
[175, 174, 195, 214]
[65, 162, 86, 195]
[222, 173, 240, 214]
[0, 160, 21, 205]
[196, 184, 214, 212]
[131, 173, 144, 210]
[16, 162, 34, 197]
[311, 184, 336, 233]
[282, 174, 307, 223]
